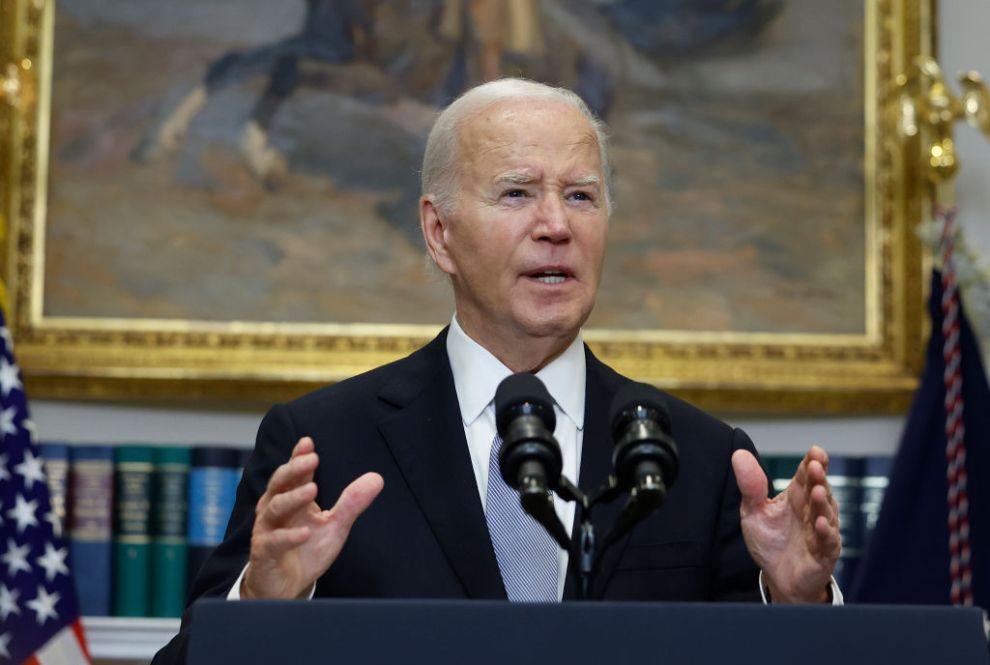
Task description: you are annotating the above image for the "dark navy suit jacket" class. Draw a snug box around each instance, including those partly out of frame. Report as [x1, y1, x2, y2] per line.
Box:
[154, 329, 761, 663]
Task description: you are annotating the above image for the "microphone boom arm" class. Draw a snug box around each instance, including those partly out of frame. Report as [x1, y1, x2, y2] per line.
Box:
[519, 478, 572, 552]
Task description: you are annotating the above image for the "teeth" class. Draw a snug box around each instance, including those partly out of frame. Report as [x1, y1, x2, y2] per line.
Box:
[536, 274, 566, 284]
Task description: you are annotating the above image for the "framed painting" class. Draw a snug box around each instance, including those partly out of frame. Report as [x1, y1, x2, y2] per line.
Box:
[0, 0, 932, 412]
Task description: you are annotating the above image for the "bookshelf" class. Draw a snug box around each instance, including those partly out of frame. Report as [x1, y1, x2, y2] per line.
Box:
[84, 616, 178, 662]
[35, 440, 245, 664]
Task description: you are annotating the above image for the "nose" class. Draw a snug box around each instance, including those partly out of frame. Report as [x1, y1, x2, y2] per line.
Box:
[532, 194, 572, 244]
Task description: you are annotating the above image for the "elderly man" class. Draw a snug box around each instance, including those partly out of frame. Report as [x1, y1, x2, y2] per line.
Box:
[153, 78, 840, 664]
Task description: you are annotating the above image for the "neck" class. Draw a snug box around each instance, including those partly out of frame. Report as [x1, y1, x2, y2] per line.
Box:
[454, 314, 577, 373]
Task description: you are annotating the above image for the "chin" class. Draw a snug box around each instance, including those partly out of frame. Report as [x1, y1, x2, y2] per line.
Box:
[517, 306, 590, 340]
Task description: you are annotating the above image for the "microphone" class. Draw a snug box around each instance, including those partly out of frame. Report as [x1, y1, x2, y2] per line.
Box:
[494, 373, 562, 493]
[494, 374, 571, 551]
[609, 383, 679, 510]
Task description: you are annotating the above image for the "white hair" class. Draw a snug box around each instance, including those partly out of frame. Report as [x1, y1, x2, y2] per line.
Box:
[420, 78, 613, 217]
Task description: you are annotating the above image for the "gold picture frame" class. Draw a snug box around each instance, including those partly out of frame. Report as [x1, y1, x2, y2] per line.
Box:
[0, 0, 933, 413]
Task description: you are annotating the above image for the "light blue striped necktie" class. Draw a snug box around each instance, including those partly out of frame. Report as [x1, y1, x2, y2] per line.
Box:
[485, 433, 559, 602]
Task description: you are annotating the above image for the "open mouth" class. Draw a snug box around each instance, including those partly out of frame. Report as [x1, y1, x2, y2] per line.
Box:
[526, 269, 572, 285]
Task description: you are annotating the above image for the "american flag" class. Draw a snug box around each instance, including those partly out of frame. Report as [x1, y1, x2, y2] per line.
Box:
[0, 312, 90, 664]
[849, 244, 990, 615]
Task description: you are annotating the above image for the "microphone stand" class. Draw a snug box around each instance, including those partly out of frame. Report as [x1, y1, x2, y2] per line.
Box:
[521, 474, 664, 600]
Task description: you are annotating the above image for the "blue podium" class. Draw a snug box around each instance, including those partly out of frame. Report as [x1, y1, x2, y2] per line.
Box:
[186, 599, 989, 664]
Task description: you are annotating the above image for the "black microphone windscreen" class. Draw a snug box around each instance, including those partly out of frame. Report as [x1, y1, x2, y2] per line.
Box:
[494, 373, 556, 434]
[609, 382, 672, 435]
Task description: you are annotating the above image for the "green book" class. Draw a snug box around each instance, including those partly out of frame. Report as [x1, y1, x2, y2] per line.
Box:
[113, 445, 154, 617]
[151, 447, 191, 617]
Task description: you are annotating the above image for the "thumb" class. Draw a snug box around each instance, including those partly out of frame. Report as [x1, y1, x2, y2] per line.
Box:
[327, 472, 384, 528]
[731, 450, 768, 512]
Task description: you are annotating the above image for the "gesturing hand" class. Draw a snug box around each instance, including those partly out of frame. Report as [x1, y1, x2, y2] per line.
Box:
[241, 436, 384, 600]
[731, 445, 841, 603]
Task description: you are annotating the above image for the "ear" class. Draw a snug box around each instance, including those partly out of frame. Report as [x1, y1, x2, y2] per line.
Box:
[420, 196, 457, 276]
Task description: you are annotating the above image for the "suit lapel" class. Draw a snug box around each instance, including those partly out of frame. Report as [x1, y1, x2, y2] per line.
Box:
[376, 332, 506, 599]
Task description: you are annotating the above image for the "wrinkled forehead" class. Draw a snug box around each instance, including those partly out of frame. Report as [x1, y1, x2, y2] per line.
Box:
[455, 99, 602, 170]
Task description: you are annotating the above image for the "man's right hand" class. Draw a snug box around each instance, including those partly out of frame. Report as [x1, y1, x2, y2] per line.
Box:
[241, 436, 384, 599]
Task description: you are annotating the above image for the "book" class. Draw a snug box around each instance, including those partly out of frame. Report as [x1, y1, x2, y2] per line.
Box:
[113, 445, 154, 617]
[38, 442, 70, 538]
[187, 447, 243, 587]
[151, 446, 191, 618]
[68, 445, 115, 616]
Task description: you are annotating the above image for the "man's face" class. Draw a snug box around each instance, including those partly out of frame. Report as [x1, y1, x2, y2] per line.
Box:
[424, 99, 609, 357]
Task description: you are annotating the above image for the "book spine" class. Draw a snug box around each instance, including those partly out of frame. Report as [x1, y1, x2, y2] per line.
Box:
[151, 446, 191, 618]
[69, 445, 115, 616]
[113, 445, 154, 617]
[187, 447, 242, 587]
[39, 442, 71, 539]
[824, 456, 864, 592]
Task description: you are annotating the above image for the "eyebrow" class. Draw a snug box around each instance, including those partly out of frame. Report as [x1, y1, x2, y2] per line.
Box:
[493, 172, 601, 187]
[572, 175, 601, 187]
[494, 171, 536, 184]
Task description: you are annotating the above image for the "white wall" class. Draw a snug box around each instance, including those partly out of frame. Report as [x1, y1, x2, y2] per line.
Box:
[29, 1, 990, 459]
[945, 3, 990, 264]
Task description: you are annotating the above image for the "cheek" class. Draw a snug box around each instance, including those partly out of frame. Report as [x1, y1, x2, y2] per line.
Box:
[580, 223, 608, 265]
[470, 227, 524, 269]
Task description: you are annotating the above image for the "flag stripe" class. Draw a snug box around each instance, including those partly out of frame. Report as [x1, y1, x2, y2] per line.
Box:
[35, 623, 90, 665]
[71, 618, 91, 661]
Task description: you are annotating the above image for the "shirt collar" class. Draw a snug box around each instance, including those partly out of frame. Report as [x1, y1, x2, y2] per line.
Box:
[446, 315, 586, 431]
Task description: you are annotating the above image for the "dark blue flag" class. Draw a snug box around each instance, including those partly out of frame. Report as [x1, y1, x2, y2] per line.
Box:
[849, 271, 990, 609]
[0, 309, 91, 663]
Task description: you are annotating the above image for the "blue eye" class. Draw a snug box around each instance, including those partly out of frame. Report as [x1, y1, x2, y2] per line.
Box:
[505, 189, 526, 198]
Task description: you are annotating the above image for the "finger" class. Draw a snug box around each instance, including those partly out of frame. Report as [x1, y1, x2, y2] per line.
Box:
[808, 484, 841, 564]
[256, 454, 317, 517]
[730, 450, 768, 513]
[805, 458, 828, 486]
[801, 454, 837, 519]
[252, 525, 311, 559]
[813, 514, 842, 560]
[324, 472, 385, 532]
[808, 444, 829, 471]
[789, 446, 818, 487]
[817, 469, 840, 527]
[257, 481, 319, 530]
[260, 446, 320, 507]
[786, 446, 829, 512]
[809, 483, 837, 527]
[256, 459, 317, 519]
[827, 491, 840, 527]
[797, 443, 828, 479]
[291, 436, 315, 458]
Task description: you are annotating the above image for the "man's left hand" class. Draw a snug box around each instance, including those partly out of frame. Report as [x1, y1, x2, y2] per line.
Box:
[731, 446, 841, 603]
